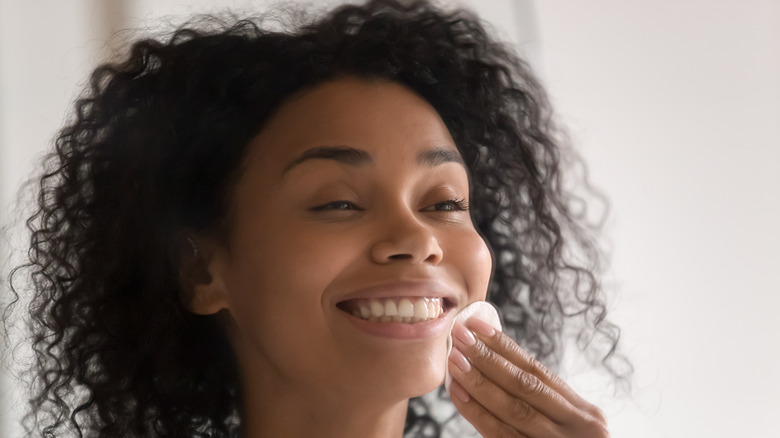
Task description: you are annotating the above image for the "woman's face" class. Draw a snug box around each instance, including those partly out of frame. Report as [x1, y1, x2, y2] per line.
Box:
[208, 77, 492, 402]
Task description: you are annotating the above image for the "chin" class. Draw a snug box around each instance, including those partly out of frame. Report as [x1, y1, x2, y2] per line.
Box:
[377, 349, 447, 400]
[408, 374, 446, 399]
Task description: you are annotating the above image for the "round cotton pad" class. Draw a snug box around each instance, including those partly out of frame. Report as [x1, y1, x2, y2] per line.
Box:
[445, 301, 503, 394]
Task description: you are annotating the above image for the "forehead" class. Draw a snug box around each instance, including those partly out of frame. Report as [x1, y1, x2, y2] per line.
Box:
[244, 76, 459, 176]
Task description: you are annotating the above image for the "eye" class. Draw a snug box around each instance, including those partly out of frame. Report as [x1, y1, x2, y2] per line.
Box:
[311, 200, 363, 211]
[422, 198, 469, 212]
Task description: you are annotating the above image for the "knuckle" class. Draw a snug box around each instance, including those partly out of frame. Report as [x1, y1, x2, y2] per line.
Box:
[508, 397, 536, 424]
[589, 405, 608, 424]
[470, 367, 489, 388]
[528, 357, 553, 380]
[471, 341, 496, 363]
[503, 336, 529, 359]
[582, 410, 610, 438]
[515, 370, 546, 398]
[499, 331, 519, 351]
[588, 421, 610, 438]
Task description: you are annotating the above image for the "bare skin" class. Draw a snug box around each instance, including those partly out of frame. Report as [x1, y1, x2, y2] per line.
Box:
[449, 318, 610, 437]
[190, 77, 491, 437]
[188, 76, 607, 437]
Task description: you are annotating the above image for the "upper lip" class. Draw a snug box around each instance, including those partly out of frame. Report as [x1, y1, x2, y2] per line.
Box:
[335, 279, 460, 307]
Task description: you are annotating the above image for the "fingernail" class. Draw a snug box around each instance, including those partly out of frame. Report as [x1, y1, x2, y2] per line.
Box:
[449, 347, 471, 373]
[468, 318, 496, 338]
[449, 380, 470, 403]
[452, 322, 477, 346]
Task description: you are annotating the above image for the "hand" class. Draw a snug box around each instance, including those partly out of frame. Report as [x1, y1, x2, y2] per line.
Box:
[447, 318, 609, 437]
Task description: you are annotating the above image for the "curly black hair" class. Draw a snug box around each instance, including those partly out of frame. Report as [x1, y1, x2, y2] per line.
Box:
[5, 0, 627, 436]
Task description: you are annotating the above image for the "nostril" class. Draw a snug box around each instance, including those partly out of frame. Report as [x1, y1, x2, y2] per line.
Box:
[370, 234, 443, 265]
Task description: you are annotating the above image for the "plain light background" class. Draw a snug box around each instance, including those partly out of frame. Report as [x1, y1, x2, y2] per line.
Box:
[2, 1, 779, 437]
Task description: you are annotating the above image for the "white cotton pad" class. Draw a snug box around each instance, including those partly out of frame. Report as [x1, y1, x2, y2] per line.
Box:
[444, 301, 503, 394]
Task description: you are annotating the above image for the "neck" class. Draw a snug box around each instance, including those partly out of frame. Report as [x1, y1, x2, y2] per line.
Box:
[240, 380, 409, 438]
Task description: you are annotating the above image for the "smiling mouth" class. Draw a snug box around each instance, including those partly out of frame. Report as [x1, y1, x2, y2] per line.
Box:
[337, 297, 453, 324]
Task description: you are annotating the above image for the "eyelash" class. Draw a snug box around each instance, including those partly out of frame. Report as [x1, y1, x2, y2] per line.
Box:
[311, 201, 363, 211]
[311, 198, 469, 212]
[427, 197, 469, 212]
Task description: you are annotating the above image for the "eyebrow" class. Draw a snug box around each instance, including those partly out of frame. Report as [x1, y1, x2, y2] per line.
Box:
[416, 147, 465, 167]
[283, 146, 373, 174]
[282, 145, 465, 175]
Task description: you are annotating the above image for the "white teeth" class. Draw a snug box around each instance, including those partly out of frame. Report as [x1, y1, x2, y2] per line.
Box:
[414, 298, 429, 319]
[370, 300, 384, 317]
[398, 298, 414, 318]
[384, 300, 398, 317]
[352, 297, 445, 324]
[427, 300, 437, 318]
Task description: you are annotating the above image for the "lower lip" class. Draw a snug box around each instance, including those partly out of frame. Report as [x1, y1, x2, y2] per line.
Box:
[342, 309, 455, 339]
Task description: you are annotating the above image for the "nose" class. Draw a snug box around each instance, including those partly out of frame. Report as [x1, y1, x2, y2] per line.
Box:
[369, 213, 443, 265]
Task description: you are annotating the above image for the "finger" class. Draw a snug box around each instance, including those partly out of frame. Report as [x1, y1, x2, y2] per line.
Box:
[465, 318, 596, 412]
[449, 336, 574, 433]
[449, 346, 565, 436]
[449, 379, 531, 438]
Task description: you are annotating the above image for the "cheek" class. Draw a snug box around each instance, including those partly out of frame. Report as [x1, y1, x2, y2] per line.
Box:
[448, 229, 493, 301]
[221, 226, 353, 379]
[224, 222, 362, 339]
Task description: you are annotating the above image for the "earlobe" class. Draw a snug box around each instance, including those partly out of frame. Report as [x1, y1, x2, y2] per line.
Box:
[190, 277, 230, 315]
[178, 235, 231, 315]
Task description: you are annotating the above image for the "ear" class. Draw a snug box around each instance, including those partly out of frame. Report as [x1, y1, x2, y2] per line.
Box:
[178, 234, 231, 315]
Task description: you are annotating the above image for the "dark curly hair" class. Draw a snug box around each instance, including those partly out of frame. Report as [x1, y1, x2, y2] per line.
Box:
[5, 0, 628, 436]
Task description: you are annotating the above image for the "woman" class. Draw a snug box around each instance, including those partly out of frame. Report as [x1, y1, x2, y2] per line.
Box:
[6, 0, 625, 436]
